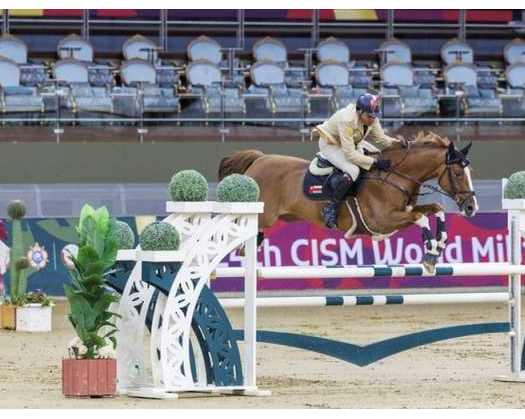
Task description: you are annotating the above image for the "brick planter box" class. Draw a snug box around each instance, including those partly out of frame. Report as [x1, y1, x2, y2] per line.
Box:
[62, 358, 117, 397]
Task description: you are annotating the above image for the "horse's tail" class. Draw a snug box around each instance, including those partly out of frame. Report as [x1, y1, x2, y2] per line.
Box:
[218, 149, 265, 180]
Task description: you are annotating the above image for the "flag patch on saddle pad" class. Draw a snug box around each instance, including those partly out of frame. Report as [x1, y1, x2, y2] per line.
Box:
[308, 185, 323, 194]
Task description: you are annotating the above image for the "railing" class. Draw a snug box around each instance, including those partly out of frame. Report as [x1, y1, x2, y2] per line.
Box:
[1, 115, 524, 143]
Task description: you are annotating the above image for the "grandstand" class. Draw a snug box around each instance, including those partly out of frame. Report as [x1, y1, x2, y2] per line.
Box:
[0, 9, 524, 212]
[0, 9, 523, 143]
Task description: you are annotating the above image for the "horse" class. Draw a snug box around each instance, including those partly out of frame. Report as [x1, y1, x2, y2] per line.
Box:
[218, 132, 478, 271]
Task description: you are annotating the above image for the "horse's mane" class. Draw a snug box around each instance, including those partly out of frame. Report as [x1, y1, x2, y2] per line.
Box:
[385, 131, 450, 153]
[412, 131, 451, 147]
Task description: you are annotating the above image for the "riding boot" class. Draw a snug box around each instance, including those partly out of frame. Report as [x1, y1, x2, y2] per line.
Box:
[322, 173, 354, 229]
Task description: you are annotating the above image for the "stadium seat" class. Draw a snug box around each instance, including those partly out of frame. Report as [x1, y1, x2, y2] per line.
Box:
[253, 36, 308, 88]
[378, 38, 412, 65]
[187, 35, 244, 87]
[122, 34, 179, 89]
[0, 57, 44, 116]
[314, 61, 366, 112]
[441, 38, 474, 65]
[381, 62, 439, 117]
[53, 59, 113, 118]
[115, 59, 180, 117]
[57, 34, 115, 89]
[185, 59, 245, 117]
[444, 63, 502, 117]
[247, 60, 307, 119]
[503, 38, 525, 66]
[0, 34, 47, 87]
[316, 37, 351, 64]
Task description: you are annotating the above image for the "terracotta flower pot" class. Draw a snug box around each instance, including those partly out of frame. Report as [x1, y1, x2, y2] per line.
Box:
[1, 304, 16, 330]
[62, 358, 117, 397]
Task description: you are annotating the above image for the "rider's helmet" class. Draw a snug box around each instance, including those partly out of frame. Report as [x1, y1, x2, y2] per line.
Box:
[355, 93, 381, 118]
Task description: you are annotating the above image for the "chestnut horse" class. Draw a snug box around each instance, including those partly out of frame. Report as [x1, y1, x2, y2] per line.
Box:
[218, 132, 478, 271]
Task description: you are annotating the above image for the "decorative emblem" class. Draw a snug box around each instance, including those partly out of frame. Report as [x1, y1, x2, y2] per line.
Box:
[27, 243, 49, 271]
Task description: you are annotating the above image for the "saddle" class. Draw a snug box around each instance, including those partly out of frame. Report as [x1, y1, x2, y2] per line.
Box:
[303, 153, 364, 201]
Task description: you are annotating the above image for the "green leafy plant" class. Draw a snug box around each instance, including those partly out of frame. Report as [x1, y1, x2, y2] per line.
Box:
[139, 221, 180, 251]
[64, 204, 120, 359]
[504, 171, 525, 199]
[169, 169, 209, 202]
[217, 174, 260, 202]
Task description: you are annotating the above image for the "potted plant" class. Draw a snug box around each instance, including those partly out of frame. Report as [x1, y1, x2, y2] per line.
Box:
[15, 289, 54, 332]
[62, 204, 120, 398]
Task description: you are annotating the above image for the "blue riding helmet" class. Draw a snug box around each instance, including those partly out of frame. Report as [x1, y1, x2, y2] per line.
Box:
[355, 93, 381, 118]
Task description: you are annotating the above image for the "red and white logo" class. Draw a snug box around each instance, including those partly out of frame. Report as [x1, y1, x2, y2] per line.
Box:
[308, 185, 323, 194]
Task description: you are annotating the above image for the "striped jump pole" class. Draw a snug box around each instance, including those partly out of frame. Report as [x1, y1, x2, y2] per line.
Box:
[215, 263, 525, 279]
[219, 292, 509, 309]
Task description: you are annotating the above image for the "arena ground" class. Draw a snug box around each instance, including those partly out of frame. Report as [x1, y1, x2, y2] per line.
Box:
[1, 299, 524, 408]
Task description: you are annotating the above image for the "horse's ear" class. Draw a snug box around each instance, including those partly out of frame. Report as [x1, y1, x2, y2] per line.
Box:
[460, 141, 472, 157]
[447, 142, 455, 154]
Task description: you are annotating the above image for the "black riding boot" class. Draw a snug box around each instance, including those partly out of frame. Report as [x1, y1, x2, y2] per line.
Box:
[321, 173, 354, 229]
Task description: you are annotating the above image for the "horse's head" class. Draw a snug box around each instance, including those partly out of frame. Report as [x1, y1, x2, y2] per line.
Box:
[438, 142, 478, 217]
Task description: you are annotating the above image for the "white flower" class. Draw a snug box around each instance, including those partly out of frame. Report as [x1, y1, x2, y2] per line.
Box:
[68, 336, 88, 358]
[97, 344, 116, 359]
[69, 337, 82, 348]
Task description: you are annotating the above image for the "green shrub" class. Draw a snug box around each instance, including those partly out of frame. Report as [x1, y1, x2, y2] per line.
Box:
[504, 171, 525, 199]
[7, 200, 26, 220]
[109, 220, 136, 250]
[217, 174, 260, 202]
[169, 170, 208, 202]
[139, 222, 180, 251]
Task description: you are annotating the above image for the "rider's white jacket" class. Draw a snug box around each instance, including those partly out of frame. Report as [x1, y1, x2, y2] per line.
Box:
[313, 103, 398, 170]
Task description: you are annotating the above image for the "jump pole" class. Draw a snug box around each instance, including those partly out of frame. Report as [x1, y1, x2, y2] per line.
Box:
[219, 292, 509, 308]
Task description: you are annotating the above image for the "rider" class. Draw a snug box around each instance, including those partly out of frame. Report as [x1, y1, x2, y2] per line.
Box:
[312, 93, 403, 229]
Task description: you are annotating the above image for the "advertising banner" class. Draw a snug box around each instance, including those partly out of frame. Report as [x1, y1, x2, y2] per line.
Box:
[0, 212, 522, 296]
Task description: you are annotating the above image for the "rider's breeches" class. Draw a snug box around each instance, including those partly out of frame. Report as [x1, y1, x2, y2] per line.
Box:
[319, 137, 375, 181]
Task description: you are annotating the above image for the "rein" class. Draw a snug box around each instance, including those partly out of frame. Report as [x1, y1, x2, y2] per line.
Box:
[363, 143, 475, 207]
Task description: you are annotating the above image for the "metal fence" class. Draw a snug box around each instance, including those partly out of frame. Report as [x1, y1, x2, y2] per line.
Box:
[0, 179, 505, 219]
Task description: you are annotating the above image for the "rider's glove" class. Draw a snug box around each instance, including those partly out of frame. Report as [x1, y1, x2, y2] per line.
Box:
[372, 159, 392, 171]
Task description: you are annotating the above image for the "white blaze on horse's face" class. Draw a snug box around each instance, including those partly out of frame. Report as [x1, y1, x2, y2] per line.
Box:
[463, 166, 478, 217]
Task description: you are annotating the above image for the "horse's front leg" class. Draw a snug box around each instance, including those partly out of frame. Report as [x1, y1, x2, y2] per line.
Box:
[412, 204, 447, 256]
[384, 210, 438, 272]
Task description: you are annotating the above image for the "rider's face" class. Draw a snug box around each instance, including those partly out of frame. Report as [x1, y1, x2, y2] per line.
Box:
[359, 112, 376, 126]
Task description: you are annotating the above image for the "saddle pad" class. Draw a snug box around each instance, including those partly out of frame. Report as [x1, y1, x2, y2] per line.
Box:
[303, 170, 331, 200]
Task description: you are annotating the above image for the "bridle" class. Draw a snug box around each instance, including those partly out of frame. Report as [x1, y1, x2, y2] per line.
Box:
[364, 143, 476, 208]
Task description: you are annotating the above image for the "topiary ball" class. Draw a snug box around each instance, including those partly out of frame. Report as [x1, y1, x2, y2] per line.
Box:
[504, 171, 525, 199]
[7, 200, 26, 220]
[217, 174, 260, 202]
[169, 170, 208, 202]
[139, 222, 180, 251]
[109, 220, 136, 250]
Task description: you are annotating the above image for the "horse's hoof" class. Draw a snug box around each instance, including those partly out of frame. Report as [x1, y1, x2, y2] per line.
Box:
[422, 253, 438, 273]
